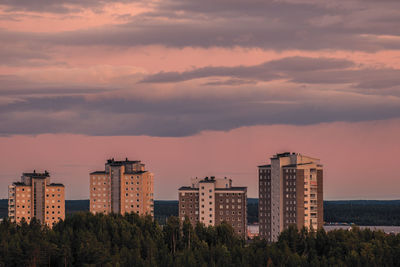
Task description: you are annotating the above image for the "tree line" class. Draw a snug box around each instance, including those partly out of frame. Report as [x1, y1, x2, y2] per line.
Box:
[1, 212, 400, 266]
[2, 199, 400, 226]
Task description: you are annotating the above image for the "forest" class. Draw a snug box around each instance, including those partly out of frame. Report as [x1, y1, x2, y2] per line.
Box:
[1, 212, 400, 266]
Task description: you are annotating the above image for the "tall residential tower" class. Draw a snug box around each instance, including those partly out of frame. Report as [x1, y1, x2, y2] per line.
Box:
[258, 153, 323, 242]
[8, 171, 65, 227]
[90, 158, 154, 216]
[178, 176, 247, 237]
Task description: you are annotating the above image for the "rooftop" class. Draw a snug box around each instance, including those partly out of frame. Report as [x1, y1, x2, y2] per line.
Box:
[90, 171, 106, 175]
[215, 187, 247, 191]
[107, 158, 141, 166]
[198, 176, 217, 183]
[258, 164, 271, 168]
[22, 170, 50, 178]
[178, 186, 199, 191]
[272, 152, 293, 158]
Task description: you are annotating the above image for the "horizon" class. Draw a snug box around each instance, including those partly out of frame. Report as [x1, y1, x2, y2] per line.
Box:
[3, 198, 400, 202]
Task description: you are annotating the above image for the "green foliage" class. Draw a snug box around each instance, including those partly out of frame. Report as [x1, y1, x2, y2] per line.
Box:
[0, 214, 400, 266]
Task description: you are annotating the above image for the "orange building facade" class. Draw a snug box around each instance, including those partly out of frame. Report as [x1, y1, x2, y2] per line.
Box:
[8, 171, 65, 227]
[90, 158, 154, 216]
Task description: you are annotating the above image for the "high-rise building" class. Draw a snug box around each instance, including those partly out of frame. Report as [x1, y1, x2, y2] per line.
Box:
[258, 152, 323, 242]
[90, 158, 154, 216]
[178, 176, 247, 237]
[8, 170, 65, 227]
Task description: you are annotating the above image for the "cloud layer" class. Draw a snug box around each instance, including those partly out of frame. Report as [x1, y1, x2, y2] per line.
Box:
[1, 57, 400, 136]
[0, 0, 400, 136]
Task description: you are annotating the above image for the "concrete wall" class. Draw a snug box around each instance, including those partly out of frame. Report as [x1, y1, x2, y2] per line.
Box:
[111, 166, 121, 213]
[199, 182, 215, 226]
[45, 185, 65, 227]
[33, 178, 45, 223]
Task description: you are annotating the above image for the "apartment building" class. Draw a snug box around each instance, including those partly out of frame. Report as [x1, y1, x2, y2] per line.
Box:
[8, 170, 65, 227]
[258, 152, 323, 242]
[178, 176, 247, 237]
[90, 158, 154, 216]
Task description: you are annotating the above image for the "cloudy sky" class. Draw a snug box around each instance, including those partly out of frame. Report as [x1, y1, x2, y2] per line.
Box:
[0, 0, 399, 200]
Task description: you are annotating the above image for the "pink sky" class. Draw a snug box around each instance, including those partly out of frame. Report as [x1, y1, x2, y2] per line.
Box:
[1, 119, 399, 200]
[1, 1, 400, 200]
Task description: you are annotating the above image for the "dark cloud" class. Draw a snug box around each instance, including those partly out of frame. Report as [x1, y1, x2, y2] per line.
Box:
[0, 75, 113, 95]
[1, 0, 400, 51]
[1, 83, 400, 137]
[0, 0, 133, 13]
[140, 57, 354, 83]
[140, 56, 400, 90]
[1, 54, 399, 137]
[290, 68, 400, 89]
[202, 79, 257, 86]
[1, 1, 400, 136]
[0, 45, 54, 67]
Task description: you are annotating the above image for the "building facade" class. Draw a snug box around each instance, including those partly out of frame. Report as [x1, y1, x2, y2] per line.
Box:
[90, 158, 154, 216]
[178, 176, 247, 237]
[258, 152, 323, 242]
[8, 170, 65, 227]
